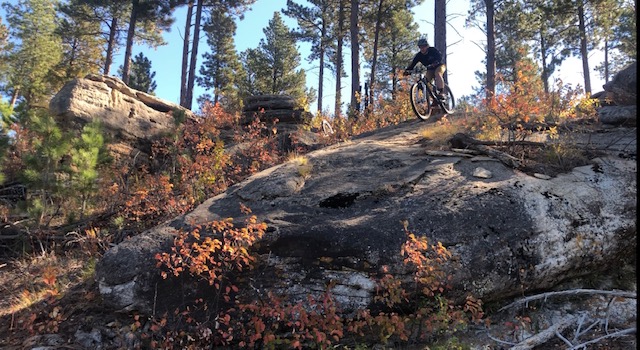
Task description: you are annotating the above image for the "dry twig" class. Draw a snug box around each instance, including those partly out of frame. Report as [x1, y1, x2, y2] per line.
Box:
[498, 289, 637, 312]
[508, 315, 577, 350]
[491, 289, 637, 350]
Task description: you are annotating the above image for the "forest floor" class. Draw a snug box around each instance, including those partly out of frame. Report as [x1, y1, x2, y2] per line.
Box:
[0, 249, 635, 349]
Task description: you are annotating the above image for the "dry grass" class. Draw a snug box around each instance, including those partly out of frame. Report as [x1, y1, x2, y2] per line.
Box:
[0, 250, 92, 317]
[419, 115, 470, 148]
[286, 153, 313, 178]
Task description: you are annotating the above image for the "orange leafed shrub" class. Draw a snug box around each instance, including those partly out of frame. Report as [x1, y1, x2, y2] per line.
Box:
[155, 205, 266, 287]
[149, 219, 483, 348]
[487, 58, 546, 128]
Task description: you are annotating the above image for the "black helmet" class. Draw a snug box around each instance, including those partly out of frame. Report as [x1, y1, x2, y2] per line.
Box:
[417, 38, 428, 47]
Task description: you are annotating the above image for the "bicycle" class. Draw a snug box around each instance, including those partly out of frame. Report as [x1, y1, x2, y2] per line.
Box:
[406, 69, 455, 121]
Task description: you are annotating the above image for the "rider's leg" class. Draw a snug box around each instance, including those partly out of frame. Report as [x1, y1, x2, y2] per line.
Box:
[434, 65, 447, 99]
[434, 65, 446, 91]
[425, 70, 435, 84]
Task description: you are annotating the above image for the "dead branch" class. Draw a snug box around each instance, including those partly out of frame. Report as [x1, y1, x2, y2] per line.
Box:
[449, 132, 547, 148]
[489, 289, 638, 350]
[500, 121, 558, 131]
[508, 314, 577, 350]
[498, 289, 637, 312]
[566, 327, 636, 350]
[486, 333, 517, 346]
[448, 133, 525, 168]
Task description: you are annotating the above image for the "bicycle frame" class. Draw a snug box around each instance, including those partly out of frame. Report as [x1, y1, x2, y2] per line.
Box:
[416, 73, 446, 102]
[407, 70, 455, 121]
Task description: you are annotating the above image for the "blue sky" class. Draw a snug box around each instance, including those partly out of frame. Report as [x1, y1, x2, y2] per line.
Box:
[2, 0, 605, 113]
[147, 0, 604, 112]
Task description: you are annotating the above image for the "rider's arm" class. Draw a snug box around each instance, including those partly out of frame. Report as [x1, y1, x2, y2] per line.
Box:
[405, 53, 420, 71]
[426, 48, 442, 69]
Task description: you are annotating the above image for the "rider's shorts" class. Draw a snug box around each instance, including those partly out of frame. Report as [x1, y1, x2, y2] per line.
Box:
[426, 64, 447, 81]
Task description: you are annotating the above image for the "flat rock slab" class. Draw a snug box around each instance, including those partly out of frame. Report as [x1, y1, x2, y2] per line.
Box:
[96, 120, 636, 315]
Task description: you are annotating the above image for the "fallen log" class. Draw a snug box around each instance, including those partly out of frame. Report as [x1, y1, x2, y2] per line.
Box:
[448, 133, 529, 168]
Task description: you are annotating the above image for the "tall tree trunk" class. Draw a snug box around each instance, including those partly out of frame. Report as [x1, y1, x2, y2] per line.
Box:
[368, 0, 384, 113]
[122, 0, 140, 85]
[577, 0, 591, 95]
[604, 40, 609, 83]
[180, 1, 194, 107]
[186, 0, 203, 110]
[434, 0, 447, 83]
[318, 22, 326, 113]
[540, 29, 549, 94]
[10, 89, 19, 109]
[104, 16, 118, 75]
[335, 0, 346, 117]
[349, 0, 360, 116]
[391, 48, 398, 100]
[485, 0, 496, 101]
[180, 1, 193, 108]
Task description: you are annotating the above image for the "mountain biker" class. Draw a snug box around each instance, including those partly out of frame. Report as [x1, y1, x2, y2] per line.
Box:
[404, 38, 446, 100]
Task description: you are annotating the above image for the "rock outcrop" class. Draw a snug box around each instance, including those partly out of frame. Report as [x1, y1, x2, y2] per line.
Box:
[242, 94, 312, 125]
[49, 74, 194, 160]
[241, 94, 323, 152]
[593, 61, 636, 126]
[95, 120, 636, 316]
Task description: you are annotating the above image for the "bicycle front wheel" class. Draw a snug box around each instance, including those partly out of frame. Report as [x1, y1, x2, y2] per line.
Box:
[410, 82, 434, 121]
[438, 85, 456, 114]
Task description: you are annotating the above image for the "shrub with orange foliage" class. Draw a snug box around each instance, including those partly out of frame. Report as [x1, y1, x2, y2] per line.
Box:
[151, 217, 482, 349]
[108, 104, 284, 232]
[225, 114, 283, 183]
[481, 57, 597, 144]
[485, 58, 546, 135]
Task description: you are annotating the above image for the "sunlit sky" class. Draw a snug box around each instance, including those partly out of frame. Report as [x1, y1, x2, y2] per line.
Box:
[139, 0, 605, 112]
[1, 0, 606, 113]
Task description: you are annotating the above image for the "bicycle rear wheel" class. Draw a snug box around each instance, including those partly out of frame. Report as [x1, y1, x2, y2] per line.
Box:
[410, 82, 434, 121]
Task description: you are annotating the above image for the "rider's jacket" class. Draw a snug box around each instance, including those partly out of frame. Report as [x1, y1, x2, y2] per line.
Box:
[406, 47, 443, 71]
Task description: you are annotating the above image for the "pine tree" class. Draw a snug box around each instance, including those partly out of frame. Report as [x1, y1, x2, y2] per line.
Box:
[1, 0, 63, 109]
[197, 9, 243, 111]
[77, 0, 131, 76]
[239, 12, 313, 109]
[56, 0, 106, 83]
[0, 17, 10, 89]
[330, 0, 348, 117]
[68, 120, 109, 219]
[374, 9, 418, 100]
[521, 0, 573, 94]
[20, 110, 71, 226]
[349, 0, 360, 116]
[283, 0, 334, 114]
[120, 52, 157, 93]
[360, 0, 422, 111]
[594, 0, 635, 80]
[176, 0, 256, 110]
[467, 0, 498, 100]
[121, 0, 174, 84]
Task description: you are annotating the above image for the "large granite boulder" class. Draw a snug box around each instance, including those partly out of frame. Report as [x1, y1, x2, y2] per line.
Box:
[95, 120, 636, 316]
[602, 61, 636, 106]
[49, 74, 194, 158]
[593, 62, 636, 126]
